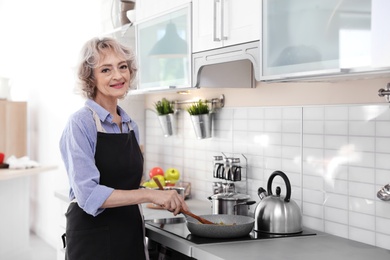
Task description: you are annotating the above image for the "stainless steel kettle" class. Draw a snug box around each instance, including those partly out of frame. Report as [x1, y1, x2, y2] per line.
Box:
[254, 170, 302, 234]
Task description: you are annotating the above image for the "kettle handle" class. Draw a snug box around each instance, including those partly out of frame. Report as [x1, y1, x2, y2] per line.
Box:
[267, 171, 291, 202]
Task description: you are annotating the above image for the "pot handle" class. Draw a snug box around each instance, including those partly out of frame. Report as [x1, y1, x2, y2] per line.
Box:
[267, 171, 291, 202]
[233, 201, 256, 214]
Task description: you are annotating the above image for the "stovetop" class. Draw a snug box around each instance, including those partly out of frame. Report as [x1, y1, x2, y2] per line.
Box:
[145, 217, 316, 245]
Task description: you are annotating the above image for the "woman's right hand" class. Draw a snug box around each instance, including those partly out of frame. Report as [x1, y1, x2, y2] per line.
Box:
[151, 189, 188, 216]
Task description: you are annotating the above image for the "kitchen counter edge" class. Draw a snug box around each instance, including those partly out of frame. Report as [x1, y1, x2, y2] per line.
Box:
[143, 199, 390, 260]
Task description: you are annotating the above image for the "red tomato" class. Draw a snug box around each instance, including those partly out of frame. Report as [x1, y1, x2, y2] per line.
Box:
[149, 167, 164, 179]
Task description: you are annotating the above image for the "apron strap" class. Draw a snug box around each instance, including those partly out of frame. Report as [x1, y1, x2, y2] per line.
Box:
[86, 105, 132, 133]
[86, 105, 106, 133]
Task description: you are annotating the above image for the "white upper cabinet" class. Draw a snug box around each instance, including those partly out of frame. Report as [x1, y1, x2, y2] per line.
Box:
[192, 0, 260, 53]
[261, 0, 390, 81]
[136, 0, 191, 22]
[135, 4, 192, 91]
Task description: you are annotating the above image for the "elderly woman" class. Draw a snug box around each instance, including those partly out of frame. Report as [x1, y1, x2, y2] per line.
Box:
[59, 37, 188, 259]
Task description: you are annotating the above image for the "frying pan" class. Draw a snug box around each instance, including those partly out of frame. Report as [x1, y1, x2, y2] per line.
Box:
[186, 214, 255, 238]
[152, 177, 213, 224]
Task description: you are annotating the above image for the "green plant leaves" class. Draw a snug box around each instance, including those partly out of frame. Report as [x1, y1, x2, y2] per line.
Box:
[155, 98, 174, 115]
[186, 99, 210, 115]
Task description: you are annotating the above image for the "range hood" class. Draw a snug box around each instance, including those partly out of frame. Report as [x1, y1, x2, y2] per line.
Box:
[192, 41, 260, 88]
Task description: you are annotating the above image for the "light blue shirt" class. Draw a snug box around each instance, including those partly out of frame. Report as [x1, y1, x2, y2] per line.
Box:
[59, 99, 140, 216]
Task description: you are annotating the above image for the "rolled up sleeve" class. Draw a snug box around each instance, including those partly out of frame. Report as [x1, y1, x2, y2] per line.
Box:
[60, 111, 113, 217]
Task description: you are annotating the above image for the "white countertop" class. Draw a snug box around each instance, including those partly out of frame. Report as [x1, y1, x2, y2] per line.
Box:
[0, 165, 57, 181]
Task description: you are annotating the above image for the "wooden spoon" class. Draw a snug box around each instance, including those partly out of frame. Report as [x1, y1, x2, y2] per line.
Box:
[153, 177, 214, 224]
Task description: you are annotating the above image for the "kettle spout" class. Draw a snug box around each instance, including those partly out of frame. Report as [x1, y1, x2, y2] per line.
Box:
[257, 187, 267, 200]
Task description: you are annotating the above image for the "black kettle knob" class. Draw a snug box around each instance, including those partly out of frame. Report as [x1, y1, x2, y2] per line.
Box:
[276, 186, 281, 196]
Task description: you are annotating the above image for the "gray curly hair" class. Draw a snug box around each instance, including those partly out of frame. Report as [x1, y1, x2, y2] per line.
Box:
[76, 37, 138, 99]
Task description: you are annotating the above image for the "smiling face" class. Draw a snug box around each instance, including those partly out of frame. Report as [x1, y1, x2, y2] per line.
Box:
[93, 49, 131, 104]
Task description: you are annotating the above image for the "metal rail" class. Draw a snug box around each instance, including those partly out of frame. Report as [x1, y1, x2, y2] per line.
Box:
[172, 94, 225, 112]
[378, 83, 390, 102]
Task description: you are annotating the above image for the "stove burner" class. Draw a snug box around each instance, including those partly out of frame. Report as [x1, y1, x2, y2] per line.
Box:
[145, 217, 316, 245]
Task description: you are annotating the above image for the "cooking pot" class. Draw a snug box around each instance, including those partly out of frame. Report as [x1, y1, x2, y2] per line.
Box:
[186, 214, 254, 238]
[254, 170, 302, 234]
[208, 193, 256, 216]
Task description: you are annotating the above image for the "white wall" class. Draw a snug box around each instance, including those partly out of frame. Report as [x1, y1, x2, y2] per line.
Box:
[0, 0, 122, 249]
[143, 103, 390, 250]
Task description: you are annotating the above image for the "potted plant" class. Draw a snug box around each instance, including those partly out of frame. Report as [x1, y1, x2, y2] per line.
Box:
[186, 99, 212, 139]
[154, 98, 175, 137]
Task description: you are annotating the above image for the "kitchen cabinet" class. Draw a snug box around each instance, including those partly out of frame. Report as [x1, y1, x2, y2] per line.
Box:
[192, 0, 260, 53]
[136, 0, 191, 21]
[0, 100, 27, 158]
[135, 4, 192, 91]
[261, 0, 390, 81]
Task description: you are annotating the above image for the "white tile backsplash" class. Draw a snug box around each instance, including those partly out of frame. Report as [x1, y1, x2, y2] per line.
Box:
[376, 121, 390, 137]
[303, 107, 324, 120]
[323, 193, 348, 209]
[349, 226, 376, 246]
[325, 106, 348, 120]
[349, 121, 376, 136]
[144, 104, 390, 250]
[324, 207, 348, 224]
[324, 220, 348, 238]
[349, 211, 375, 231]
[302, 121, 324, 134]
[324, 121, 349, 135]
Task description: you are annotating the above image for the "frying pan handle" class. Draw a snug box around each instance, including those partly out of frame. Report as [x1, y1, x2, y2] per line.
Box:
[267, 171, 291, 202]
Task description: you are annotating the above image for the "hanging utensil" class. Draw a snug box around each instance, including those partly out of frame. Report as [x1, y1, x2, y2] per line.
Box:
[153, 177, 214, 224]
[377, 184, 390, 201]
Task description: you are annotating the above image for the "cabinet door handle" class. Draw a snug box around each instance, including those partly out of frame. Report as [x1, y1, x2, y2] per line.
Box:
[213, 0, 221, 41]
[221, 0, 228, 41]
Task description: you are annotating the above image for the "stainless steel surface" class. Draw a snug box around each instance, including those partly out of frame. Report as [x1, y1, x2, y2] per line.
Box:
[220, 0, 227, 41]
[186, 214, 255, 238]
[192, 41, 260, 87]
[190, 114, 212, 139]
[209, 193, 254, 216]
[254, 171, 302, 234]
[378, 83, 390, 102]
[157, 114, 175, 137]
[214, 156, 242, 181]
[221, 182, 235, 193]
[213, 0, 219, 41]
[148, 217, 185, 225]
[164, 186, 185, 199]
[212, 181, 223, 194]
[377, 184, 390, 201]
[172, 95, 225, 111]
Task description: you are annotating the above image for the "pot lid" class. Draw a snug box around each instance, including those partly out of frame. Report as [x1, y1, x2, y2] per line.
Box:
[211, 193, 250, 201]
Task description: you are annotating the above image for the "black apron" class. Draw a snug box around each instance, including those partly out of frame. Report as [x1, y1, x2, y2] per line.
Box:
[65, 108, 146, 260]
